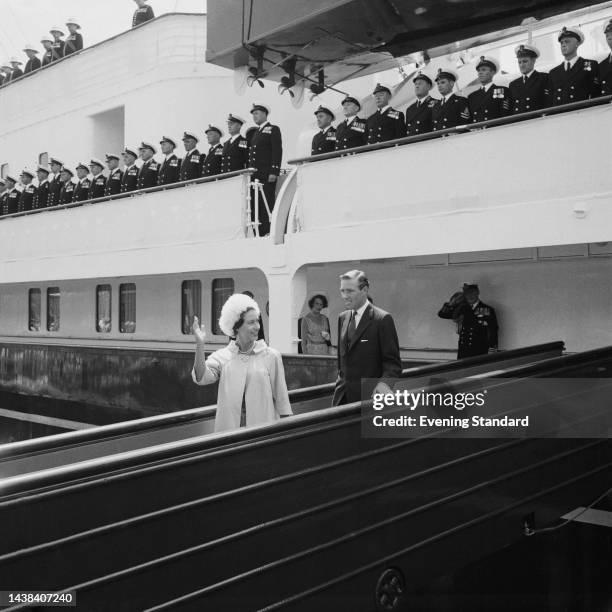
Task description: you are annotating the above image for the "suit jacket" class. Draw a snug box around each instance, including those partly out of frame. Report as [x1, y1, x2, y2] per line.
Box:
[180, 149, 203, 181]
[405, 96, 437, 136]
[509, 71, 549, 114]
[74, 178, 91, 201]
[467, 85, 512, 123]
[63, 32, 83, 57]
[333, 303, 402, 406]
[18, 184, 36, 212]
[311, 126, 337, 155]
[88, 173, 106, 199]
[335, 117, 367, 150]
[599, 54, 612, 96]
[431, 94, 470, 131]
[202, 144, 224, 176]
[24, 57, 42, 74]
[34, 180, 50, 209]
[59, 180, 75, 205]
[137, 158, 159, 189]
[105, 168, 124, 195]
[221, 136, 248, 173]
[366, 107, 405, 144]
[248, 123, 283, 181]
[121, 165, 139, 192]
[547, 57, 600, 105]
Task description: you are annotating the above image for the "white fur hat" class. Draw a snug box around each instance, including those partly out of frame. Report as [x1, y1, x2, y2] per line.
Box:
[219, 293, 260, 337]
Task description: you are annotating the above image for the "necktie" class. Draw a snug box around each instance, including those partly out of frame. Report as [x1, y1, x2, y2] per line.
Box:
[565, 62, 570, 71]
[347, 310, 357, 344]
[523, 75, 526, 84]
[481, 86, 485, 91]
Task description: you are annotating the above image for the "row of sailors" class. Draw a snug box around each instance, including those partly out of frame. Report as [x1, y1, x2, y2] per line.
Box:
[313, 24, 612, 153]
[0, 19, 84, 85]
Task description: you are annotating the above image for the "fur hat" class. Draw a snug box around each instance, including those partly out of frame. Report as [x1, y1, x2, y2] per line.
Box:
[219, 293, 261, 337]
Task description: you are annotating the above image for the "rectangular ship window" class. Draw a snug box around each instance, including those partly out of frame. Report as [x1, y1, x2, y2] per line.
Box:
[47, 287, 60, 332]
[181, 280, 202, 335]
[28, 289, 41, 331]
[119, 283, 136, 333]
[211, 278, 234, 335]
[38, 152, 49, 167]
[1, 163, 8, 179]
[96, 284, 112, 333]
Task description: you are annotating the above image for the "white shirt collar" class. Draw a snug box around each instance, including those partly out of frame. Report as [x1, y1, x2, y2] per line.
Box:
[321, 124, 332, 134]
[525, 69, 535, 78]
[230, 134, 240, 142]
[258, 121, 269, 130]
[353, 300, 370, 324]
[471, 300, 480, 310]
[480, 82, 494, 92]
[39, 179, 48, 186]
[442, 93, 454, 103]
[565, 55, 579, 68]
[378, 105, 390, 114]
[165, 153, 174, 160]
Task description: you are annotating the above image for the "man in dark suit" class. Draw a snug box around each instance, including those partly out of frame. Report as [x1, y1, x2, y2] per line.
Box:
[157, 136, 181, 185]
[88, 159, 106, 199]
[467, 56, 512, 123]
[432, 69, 470, 131]
[221, 114, 248, 173]
[105, 154, 123, 195]
[366, 83, 405, 144]
[248, 103, 283, 236]
[47, 158, 64, 206]
[599, 19, 612, 96]
[180, 131, 203, 181]
[405, 72, 438, 136]
[509, 44, 549, 114]
[137, 142, 159, 189]
[335, 96, 367, 150]
[333, 270, 402, 406]
[18, 170, 37, 212]
[311, 105, 337, 155]
[121, 147, 139, 192]
[23, 44, 42, 74]
[74, 163, 91, 201]
[202, 126, 224, 176]
[548, 26, 600, 105]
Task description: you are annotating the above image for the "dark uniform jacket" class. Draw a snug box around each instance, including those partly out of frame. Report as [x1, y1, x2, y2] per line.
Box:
[88, 173, 106, 199]
[34, 180, 49, 209]
[0, 192, 7, 214]
[47, 175, 62, 207]
[509, 71, 549, 114]
[74, 178, 91, 201]
[332, 303, 402, 406]
[42, 50, 56, 66]
[438, 300, 498, 359]
[51, 41, 64, 59]
[105, 168, 123, 195]
[431, 94, 470, 131]
[180, 149, 203, 181]
[133, 5, 155, 27]
[221, 136, 248, 173]
[248, 123, 283, 181]
[599, 53, 612, 96]
[547, 57, 600, 105]
[158, 154, 181, 185]
[366, 107, 405, 144]
[137, 158, 159, 189]
[5, 188, 20, 214]
[9, 68, 23, 82]
[63, 32, 83, 57]
[311, 126, 337, 155]
[203, 144, 224, 176]
[405, 96, 438, 136]
[335, 117, 367, 150]
[59, 180, 75, 205]
[18, 184, 36, 212]
[121, 165, 139, 192]
[467, 84, 512, 123]
[24, 57, 42, 74]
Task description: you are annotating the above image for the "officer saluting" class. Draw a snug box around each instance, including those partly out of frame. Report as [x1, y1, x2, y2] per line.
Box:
[88, 159, 107, 199]
[18, 170, 37, 212]
[74, 163, 91, 201]
[121, 147, 139, 192]
[137, 142, 159, 188]
[600, 19, 612, 96]
[221, 114, 248, 173]
[432, 69, 470, 131]
[311, 106, 337, 155]
[335, 96, 366, 150]
[158, 136, 181, 185]
[509, 44, 549, 114]
[405, 72, 438, 136]
[548, 26, 600, 105]
[366, 83, 405, 144]
[105, 154, 123, 195]
[202, 126, 224, 176]
[467, 56, 511, 123]
[180, 131, 203, 181]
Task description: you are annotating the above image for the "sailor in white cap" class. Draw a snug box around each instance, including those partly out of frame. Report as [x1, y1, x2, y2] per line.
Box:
[548, 26, 600, 105]
[311, 106, 337, 155]
[600, 19, 612, 95]
[49, 26, 65, 60]
[467, 56, 511, 123]
[74, 162, 92, 201]
[2, 176, 20, 215]
[180, 131, 203, 181]
[366, 83, 406, 144]
[158, 136, 181, 185]
[9, 57, 23, 82]
[509, 44, 549, 114]
[34, 166, 51, 209]
[222, 114, 248, 174]
[47, 158, 64, 207]
[432, 68, 470, 131]
[132, 0, 155, 29]
[105, 154, 123, 195]
[23, 44, 41, 74]
[88, 159, 107, 199]
[121, 148, 139, 193]
[58, 167, 76, 205]
[137, 142, 159, 189]
[18, 169, 37, 212]
[202, 126, 224, 176]
[248, 103, 283, 234]
[64, 18, 84, 57]
[405, 73, 438, 136]
[41, 35, 57, 66]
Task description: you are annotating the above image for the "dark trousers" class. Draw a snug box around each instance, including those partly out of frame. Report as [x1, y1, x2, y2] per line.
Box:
[250, 179, 277, 236]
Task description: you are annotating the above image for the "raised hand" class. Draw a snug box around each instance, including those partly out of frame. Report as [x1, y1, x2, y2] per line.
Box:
[192, 316, 207, 344]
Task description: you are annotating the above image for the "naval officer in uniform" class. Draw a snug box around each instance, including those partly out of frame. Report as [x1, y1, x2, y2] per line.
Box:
[432, 69, 470, 131]
[221, 114, 248, 173]
[157, 136, 181, 185]
[105, 154, 123, 195]
[47, 158, 64, 206]
[49, 26, 65, 60]
[202, 126, 224, 176]
[34, 166, 50, 209]
[467, 56, 511, 123]
[335, 96, 367, 150]
[121, 147, 139, 192]
[133, 0, 155, 28]
[405, 72, 438, 136]
[88, 159, 107, 199]
[74, 163, 91, 201]
[3, 176, 20, 215]
[366, 83, 405, 144]
[509, 44, 549, 114]
[63, 18, 84, 57]
[180, 131, 203, 181]
[548, 26, 600, 105]
[600, 19, 612, 95]
[137, 142, 159, 188]
[58, 167, 76, 204]
[311, 105, 337, 155]
[248, 103, 283, 236]
[23, 44, 41, 74]
[18, 170, 36, 212]
[0, 180, 6, 213]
